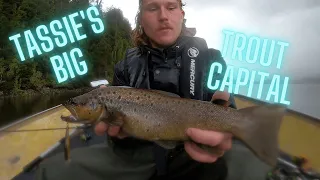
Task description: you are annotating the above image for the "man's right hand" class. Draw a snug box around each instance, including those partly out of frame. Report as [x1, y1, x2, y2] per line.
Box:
[94, 122, 128, 139]
[94, 85, 128, 139]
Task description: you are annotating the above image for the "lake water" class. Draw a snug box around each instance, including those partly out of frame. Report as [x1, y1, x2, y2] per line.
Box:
[235, 83, 320, 120]
[0, 91, 84, 127]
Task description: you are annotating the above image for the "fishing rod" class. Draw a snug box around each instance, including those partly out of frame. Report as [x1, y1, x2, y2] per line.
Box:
[0, 125, 91, 133]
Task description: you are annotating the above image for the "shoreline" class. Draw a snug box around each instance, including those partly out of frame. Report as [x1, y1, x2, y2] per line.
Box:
[0, 87, 93, 99]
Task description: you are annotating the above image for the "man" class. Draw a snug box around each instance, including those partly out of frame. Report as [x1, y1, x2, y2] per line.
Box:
[96, 0, 233, 168]
[35, 0, 272, 179]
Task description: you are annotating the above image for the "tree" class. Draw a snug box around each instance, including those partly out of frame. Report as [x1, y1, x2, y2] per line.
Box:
[0, 0, 132, 95]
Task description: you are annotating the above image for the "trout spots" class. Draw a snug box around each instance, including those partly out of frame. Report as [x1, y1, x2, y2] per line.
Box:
[148, 95, 151, 99]
[150, 103, 153, 106]
[98, 93, 102, 96]
[158, 122, 161, 127]
[129, 92, 132, 95]
[146, 129, 150, 132]
[133, 108, 137, 112]
[113, 91, 116, 95]
[137, 96, 140, 100]
[118, 95, 121, 100]
[158, 97, 161, 100]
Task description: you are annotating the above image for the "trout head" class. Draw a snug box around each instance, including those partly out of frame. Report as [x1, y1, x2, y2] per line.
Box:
[61, 92, 105, 124]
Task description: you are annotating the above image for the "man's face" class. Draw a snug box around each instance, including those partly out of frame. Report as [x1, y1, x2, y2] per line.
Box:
[140, 0, 185, 48]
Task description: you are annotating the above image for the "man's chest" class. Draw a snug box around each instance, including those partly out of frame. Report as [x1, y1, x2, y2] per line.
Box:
[148, 57, 182, 95]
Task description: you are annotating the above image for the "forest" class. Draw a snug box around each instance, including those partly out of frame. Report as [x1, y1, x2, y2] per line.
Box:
[0, 0, 133, 96]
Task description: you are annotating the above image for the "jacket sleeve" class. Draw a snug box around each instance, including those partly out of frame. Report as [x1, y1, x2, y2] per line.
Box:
[204, 48, 237, 109]
[112, 60, 129, 86]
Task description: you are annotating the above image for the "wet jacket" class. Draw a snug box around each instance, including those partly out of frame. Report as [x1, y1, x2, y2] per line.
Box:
[110, 35, 236, 177]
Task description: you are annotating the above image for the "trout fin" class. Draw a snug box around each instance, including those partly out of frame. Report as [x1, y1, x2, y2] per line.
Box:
[154, 140, 179, 149]
[234, 105, 286, 167]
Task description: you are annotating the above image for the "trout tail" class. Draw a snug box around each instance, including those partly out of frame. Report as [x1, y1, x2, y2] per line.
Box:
[234, 105, 286, 166]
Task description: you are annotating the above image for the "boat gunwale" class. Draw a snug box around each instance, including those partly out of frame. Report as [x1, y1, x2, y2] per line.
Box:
[0, 104, 63, 131]
[234, 94, 320, 124]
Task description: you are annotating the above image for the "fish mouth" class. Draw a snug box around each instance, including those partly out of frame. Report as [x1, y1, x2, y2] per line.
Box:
[63, 105, 80, 118]
[61, 105, 92, 124]
[60, 115, 89, 124]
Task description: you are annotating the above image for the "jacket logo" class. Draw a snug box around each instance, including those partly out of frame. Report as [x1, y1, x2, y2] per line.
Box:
[188, 47, 198, 96]
[188, 47, 199, 58]
[190, 59, 195, 96]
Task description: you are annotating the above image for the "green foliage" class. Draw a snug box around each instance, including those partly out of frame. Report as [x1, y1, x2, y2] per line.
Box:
[0, 0, 133, 95]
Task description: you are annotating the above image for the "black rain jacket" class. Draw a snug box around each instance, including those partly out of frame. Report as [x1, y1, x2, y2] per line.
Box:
[110, 35, 237, 178]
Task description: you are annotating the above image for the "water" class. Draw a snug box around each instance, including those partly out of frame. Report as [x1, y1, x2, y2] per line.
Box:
[0, 91, 84, 128]
[236, 83, 320, 120]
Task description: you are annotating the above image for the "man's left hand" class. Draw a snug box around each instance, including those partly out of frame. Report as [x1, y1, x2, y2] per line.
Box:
[184, 90, 233, 163]
[184, 128, 232, 163]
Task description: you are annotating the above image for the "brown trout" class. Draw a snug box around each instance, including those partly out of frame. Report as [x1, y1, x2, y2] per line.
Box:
[61, 86, 286, 166]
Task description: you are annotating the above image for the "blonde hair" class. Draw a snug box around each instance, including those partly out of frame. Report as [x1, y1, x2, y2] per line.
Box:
[131, 0, 186, 47]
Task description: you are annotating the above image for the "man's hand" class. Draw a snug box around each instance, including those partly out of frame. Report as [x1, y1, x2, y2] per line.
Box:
[184, 91, 233, 163]
[94, 121, 128, 139]
[184, 129, 232, 163]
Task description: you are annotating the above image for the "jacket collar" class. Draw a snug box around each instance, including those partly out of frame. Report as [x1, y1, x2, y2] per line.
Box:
[138, 36, 185, 59]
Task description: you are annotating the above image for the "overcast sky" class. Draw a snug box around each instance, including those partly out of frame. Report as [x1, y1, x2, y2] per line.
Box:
[100, 0, 320, 82]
